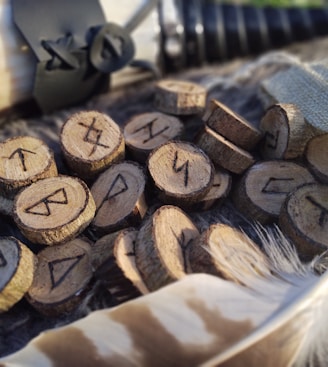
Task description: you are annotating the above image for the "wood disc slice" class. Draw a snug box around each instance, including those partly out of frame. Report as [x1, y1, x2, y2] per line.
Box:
[233, 161, 315, 223]
[280, 183, 328, 261]
[91, 161, 147, 235]
[26, 238, 93, 316]
[135, 205, 200, 291]
[154, 79, 207, 115]
[0, 237, 36, 312]
[61, 111, 125, 178]
[0, 136, 57, 197]
[305, 133, 328, 184]
[123, 112, 184, 162]
[203, 99, 262, 150]
[147, 141, 214, 206]
[14, 176, 96, 245]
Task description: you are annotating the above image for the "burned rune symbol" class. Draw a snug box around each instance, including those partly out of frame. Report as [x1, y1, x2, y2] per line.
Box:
[306, 196, 328, 227]
[79, 118, 110, 156]
[48, 254, 85, 290]
[171, 228, 194, 271]
[261, 177, 294, 195]
[172, 151, 189, 187]
[9, 148, 36, 172]
[24, 188, 68, 216]
[96, 173, 129, 214]
[0, 250, 7, 267]
[134, 118, 169, 144]
[265, 130, 280, 150]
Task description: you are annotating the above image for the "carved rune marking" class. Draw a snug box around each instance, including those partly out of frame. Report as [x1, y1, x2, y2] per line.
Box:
[171, 228, 194, 271]
[172, 151, 189, 187]
[306, 196, 328, 227]
[261, 177, 294, 195]
[48, 254, 85, 290]
[97, 174, 129, 213]
[134, 118, 169, 144]
[79, 118, 110, 156]
[0, 250, 7, 267]
[265, 130, 280, 150]
[126, 240, 137, 257]
[9, 148, 36, 171]
[24, 188, 68, 216]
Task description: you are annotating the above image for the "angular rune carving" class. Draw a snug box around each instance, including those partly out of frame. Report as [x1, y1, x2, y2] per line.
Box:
[79, 117, 110, 156]
[306, 195, 328, 227]
[134, 118, 169, 144]
[172, 151, 189, 187]
[265, 130, 280, 150]
[261, 177, 294, 195]
[48, 254, 85, 290]
[24, 188, 68, 216]
[171, 228, 194, 271]
[8, 148, 36, 172]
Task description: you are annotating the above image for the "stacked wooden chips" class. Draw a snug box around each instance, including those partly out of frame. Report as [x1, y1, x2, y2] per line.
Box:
[1, 79, 328, 316]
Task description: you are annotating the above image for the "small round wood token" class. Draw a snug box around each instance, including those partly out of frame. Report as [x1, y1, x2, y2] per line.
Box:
[203, 99, 262, 150]
[233, 161, 315, 223]
[280, 183, 328, 261]
[0, 136, 57, 197]
[187, 224, 271, 283]
[91, 161, 147, 235]
[14, 176, 96, 245]
[94, 228, 149, 302]
[147, 141, 214, 206]
[60, 111, 125, 178]
[260, 104, 313, 160]
[123, 112, 184, 162]
[190, 168, 231, 211]
[305, 133, 328, 184]
[26, 238, 93, 316]
[154, 79, 207, 115]
[135, 205, 200, 291]
[0, 237, 36, 312]
[196, 124, 256, 174]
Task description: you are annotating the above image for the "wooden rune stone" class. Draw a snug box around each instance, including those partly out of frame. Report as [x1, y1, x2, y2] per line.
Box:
[154, 79, 207, 115]
[61, 111, 125, 178]
[14, 176, 96, 245]
[94, 228, 149, 302]
[203, 99, 262, 150]
[187, 224, 272, 284]
[123, 112, 184, 162]
[26, 238, 93, 316]
[305, 133, 328, 184]
[0, 136, 57, 198]
[147, 141, 214, 206]
[260, 104, 313, 160]
[233, 161, 315, 223]
[0, 237, 36, 312]
[135, 205, 200, 291]
[91, 161, 147, 235]
[196, 124, 256, 174]
[280, 183, 328, 261]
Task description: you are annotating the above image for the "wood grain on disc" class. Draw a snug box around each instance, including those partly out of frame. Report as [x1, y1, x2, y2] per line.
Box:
[14, 176, 96, 245]
[135, 205, 200, 291]
[305, 133, 328, 184]
[280, 183, 328, 261]
[233, 161, 315, 223]
[91, 161, 147, 235]
[26, 238, 93, 316]
[147, 141, 214, 206]
[0, 237, 36, 312]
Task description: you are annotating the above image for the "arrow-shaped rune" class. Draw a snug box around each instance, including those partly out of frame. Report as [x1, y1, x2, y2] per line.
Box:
[9, 148, 36, 172]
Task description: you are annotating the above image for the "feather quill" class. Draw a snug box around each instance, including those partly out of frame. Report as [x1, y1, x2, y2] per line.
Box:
[1, 225, 327, 367]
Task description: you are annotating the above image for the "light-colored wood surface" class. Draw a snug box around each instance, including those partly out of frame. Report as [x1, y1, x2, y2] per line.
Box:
[305, 133, 328, 184]
[148, 140, 214, 206]
[61, 111, 125, 178]
[135, 205, 200, 291]
[0, 236, 36, 312]
[233, 161, 315, 223]
[91, 161, 147, 235]
[14, 176, 96, 245]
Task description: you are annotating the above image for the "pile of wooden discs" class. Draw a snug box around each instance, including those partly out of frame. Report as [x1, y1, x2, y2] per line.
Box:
[1, 78, 328, 316]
